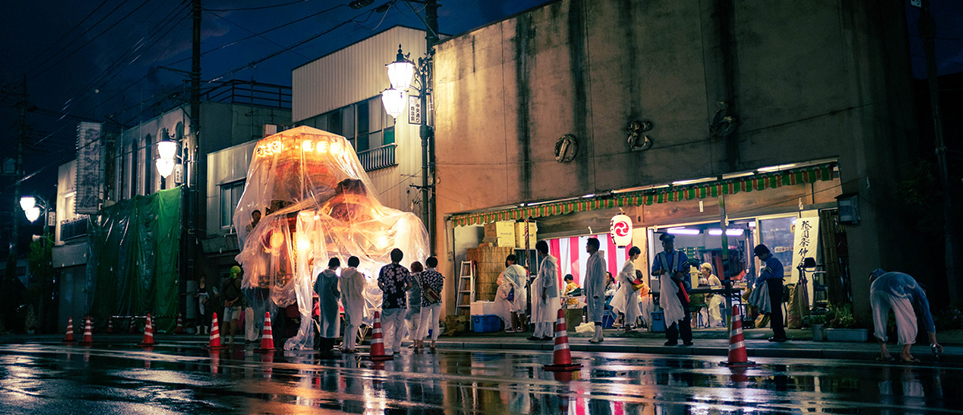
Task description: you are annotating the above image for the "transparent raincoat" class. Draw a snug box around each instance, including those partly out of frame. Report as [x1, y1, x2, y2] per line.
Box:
[233, 126, 429, 350]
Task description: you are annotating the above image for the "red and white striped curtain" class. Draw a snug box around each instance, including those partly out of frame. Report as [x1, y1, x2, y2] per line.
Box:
[550, 234, 630, 289]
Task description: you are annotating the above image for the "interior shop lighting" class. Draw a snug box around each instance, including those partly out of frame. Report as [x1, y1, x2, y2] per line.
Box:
[708, 229, 745, 236]
[666, 227, 700, 235]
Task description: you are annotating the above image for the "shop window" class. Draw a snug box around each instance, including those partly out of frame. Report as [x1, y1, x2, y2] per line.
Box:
[383, 127, 395, 145]
[758, 216, 795, 278]
[220, 180, 245, 229]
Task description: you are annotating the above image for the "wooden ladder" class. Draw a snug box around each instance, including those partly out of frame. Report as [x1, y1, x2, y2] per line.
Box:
[456, 261, 475, 328]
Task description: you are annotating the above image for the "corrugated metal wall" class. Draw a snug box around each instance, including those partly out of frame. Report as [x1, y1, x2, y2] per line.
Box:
[292, 26, 428, 215]
[205, 140, 257, 235]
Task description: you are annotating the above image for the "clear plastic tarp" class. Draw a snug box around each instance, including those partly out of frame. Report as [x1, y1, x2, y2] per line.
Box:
[233, 126, 429, 350]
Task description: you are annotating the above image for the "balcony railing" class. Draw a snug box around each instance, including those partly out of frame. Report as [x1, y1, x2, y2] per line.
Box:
[357, 144, 398, 172]
[61, 217, 89, 241]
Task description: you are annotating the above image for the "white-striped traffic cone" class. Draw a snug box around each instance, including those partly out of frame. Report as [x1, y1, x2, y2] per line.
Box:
[255, 312, 275, 353]
[363, 311, 393, 361]
[62, 317, 75, 344]
[138, 314, 157, 347]
[543, 309, 582, 372]
[720, 305, 755, 366]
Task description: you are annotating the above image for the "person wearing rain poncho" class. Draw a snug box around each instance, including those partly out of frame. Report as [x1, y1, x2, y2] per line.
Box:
[528, 241, 560, 341]
[584, 237, 607, 344]
[869, 269, 943, 363]
[652, 234, 692, 346]
[339, 256, 365, 353]
[314, 258, 342, 356]
[494, 275, 514, 332]
[500, 255, 529, 333]
[610, 246, 643, 332]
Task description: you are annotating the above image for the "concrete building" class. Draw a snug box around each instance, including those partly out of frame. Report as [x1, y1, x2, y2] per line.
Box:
[291, 25, 428, 214]
[52, 81, 291, 329]
[433, 0, 918, 321]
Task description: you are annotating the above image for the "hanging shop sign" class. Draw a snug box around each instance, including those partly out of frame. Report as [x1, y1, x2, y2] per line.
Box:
[610, 214, 633, 247]
[75, 122, 104, 214]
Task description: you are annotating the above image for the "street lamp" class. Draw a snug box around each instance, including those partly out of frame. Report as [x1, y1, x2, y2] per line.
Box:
[156, 140, 178, 178]
[381, 44, 436, 254]
[20, 194, 50, 333]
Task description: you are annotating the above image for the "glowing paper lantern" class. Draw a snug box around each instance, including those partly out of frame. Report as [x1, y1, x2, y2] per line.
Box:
[610, 214, 633, 247]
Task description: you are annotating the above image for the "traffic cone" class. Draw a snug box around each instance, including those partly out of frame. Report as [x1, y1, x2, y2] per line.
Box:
[62, 317, 76, 344]
[129, 317, 138, 334]
[363, 311, 393, 361]
[78, 316, 94, 346]
[255, 312, 275, 353]
[720, 305, 756, 367]
[107, 317, 114, 334]
[175, 314, 185, 334]
[543, 309, 582, 372]
[206, 312, 227, 350]
[138, 314, 157, 347]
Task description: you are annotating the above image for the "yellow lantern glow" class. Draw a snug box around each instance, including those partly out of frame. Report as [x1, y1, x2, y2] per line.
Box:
[296, 236, 311, 252]
[610, 214, 633, 247]
[316, 141, 328, 154]
[270, 231, 285, 250]
[330, 141, 342, 155]
[302, 140, 314, 152]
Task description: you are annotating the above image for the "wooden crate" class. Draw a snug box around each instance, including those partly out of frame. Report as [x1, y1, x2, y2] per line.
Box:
[467, 245, 513, 302]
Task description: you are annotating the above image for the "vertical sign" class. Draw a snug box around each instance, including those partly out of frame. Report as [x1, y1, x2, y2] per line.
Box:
[791, 216, 819, 303]
[408, 94, 422, 125]
[75, 122, 104, 214]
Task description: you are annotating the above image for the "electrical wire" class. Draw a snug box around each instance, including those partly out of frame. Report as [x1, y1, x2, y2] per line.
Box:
[206, 11, 312, 61]
[23, 0, 114, 68]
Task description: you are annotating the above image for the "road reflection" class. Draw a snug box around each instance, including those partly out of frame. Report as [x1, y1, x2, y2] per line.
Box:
[0, 343, 958, 414]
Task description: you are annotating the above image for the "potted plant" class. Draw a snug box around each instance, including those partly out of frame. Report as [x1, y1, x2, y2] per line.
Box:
[825, 304, 869, 342]
[810, 314, 826, 342]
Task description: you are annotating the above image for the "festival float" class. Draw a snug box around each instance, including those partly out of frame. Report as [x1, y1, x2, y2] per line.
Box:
[233, 126, 428, 350]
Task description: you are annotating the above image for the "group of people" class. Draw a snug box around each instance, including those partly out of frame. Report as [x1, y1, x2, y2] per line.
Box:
[312, 249, 445, 356]
[192, 266, 265, 345]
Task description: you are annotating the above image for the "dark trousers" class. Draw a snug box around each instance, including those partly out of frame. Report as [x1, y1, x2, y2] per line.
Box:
[768, 278, 786, 339]
[666, 290, 692, 343]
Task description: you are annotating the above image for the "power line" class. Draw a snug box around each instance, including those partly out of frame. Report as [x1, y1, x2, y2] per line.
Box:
[28, 0, 135, 75]
[206, 11, 312, 61]
[23, 0, 114, 68]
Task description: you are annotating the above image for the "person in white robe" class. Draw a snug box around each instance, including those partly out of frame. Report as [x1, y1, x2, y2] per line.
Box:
[501, 255, 529, 332]
[611, 246, 643, 331]
[339, 256, 365, 353]
[314, 257, 342, 356]
[494, 276, 514, 332]
[700, 263, 725, 327]
[584, 237, 607, 343]
[528, 241, 561, 340]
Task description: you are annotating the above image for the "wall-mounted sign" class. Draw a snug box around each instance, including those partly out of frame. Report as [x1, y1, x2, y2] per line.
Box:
[408, 94, 422, 125]
[610, 214, 632, 247]
[75, 122, 104, 214]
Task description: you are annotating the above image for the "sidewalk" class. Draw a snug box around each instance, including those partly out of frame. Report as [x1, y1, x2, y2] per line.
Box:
[2, 328, 961, 364]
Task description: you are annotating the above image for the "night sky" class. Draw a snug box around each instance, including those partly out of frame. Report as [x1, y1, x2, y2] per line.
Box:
[0, 0, 961, 254]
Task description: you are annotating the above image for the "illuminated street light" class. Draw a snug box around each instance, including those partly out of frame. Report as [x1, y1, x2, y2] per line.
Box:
[156, 158, 175, 178]
[381, 88, 406, 119]
[158, 140, 177, 160]
[386, 46, 415, 90]
[20, 195, 36, 211]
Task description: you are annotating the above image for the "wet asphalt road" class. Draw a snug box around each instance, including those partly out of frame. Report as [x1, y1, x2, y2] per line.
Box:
[0, 342, 960, 414]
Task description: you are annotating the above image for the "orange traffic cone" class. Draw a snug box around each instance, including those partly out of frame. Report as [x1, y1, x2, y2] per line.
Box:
[720, 305, 756, 367]
[363, 311, 393, 361]
[63, 317, 76, 344]
[255, 312, 275, 353]
[175, 313, 185, 334]
[138, 314, 158, 347]
[206, 312, 227, 350]
[544, 309, 582, 372]
[78, 316, 94, 346]
[129, 317, 138, 334]
[107, 317, 114, 334]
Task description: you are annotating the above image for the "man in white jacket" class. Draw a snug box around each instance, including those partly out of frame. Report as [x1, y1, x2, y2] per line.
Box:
[528, 241, 561, 341]
[339, 256, 365, 353]
[584, 237, 607, 343]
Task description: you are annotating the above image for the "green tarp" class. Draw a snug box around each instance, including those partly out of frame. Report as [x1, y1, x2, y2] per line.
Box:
[86, 187, 181, 333]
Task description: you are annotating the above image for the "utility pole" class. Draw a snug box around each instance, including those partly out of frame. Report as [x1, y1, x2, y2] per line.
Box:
[424, 0, 438, 256]
[919, 0, 959, 300]
[182, 0, 201, 317]
[5, 77, 27, 283]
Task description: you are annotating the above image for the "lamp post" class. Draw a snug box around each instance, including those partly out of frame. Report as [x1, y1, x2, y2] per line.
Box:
[20, 195, 49, 333]
[381, 43, 436, 255]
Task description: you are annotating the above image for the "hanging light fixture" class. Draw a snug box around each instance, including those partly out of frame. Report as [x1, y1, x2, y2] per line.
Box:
[385, 45, 415, 90]
[19, 196, 36, 211]
[25, 206, 41, 223]
[381, 88, 406, 119]
[155, 158, 175, 178]
[157, 140, 177, 160]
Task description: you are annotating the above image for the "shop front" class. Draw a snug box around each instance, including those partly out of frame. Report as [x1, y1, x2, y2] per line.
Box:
[446, 161, 845, 331]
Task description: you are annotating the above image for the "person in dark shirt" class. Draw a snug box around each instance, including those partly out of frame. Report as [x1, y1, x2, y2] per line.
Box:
[221, 266, 246, 345]
[378, 248, 411, 354]
[754, 244, 786, 342]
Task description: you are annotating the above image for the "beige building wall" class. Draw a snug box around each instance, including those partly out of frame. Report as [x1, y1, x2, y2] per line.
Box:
[433, 0, 917, 319]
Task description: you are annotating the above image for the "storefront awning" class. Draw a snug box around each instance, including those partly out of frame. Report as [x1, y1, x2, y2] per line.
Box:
[450, 162, 837, 226]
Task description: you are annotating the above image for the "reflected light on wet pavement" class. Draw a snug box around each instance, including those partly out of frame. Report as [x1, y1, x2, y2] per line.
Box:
[0, 343, 959, 414]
